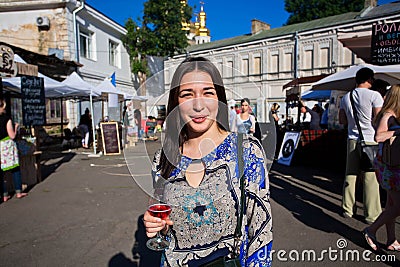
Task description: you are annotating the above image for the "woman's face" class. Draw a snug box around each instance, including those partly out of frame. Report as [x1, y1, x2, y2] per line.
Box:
[178, 71, 219, 135]
[241, 101, 250, 113]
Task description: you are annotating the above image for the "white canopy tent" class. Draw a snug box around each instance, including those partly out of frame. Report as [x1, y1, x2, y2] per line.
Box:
[2, 54, 83, 98]
[312, 63, 400, 91]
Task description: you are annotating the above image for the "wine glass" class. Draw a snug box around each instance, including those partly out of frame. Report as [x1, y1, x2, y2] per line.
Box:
[146, 202, 172, 251]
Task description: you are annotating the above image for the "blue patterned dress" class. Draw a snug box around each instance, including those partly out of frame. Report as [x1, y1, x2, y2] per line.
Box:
[152, 132, 273, 267]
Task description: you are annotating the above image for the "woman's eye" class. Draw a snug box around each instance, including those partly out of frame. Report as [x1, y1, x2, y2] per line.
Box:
[179, 93, 192, 98]
[204, 91, 216, 96]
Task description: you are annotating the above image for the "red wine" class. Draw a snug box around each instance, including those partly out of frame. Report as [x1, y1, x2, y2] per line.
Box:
[148, 204, 172, 220]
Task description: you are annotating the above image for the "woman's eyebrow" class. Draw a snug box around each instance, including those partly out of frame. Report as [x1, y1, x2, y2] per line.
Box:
[179, 88, 193, 93]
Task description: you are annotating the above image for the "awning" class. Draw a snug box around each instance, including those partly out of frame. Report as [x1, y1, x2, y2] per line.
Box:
[338, 31, 372, 63]
[301, 89, 331, 101]
[283, 74, 329, 89]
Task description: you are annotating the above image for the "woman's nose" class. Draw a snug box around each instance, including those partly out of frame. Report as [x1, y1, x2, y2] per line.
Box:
[192, 97, 205, 111]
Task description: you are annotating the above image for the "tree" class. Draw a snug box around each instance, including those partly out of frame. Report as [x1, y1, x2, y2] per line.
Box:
[284, 0, 365, 25]
[123, 0, 192, 74]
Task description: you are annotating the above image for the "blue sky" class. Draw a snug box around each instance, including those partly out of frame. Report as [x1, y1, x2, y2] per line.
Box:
[88, 0, 395, 41]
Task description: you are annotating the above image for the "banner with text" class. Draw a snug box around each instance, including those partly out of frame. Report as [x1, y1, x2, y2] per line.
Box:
[371, 22, 400, 65]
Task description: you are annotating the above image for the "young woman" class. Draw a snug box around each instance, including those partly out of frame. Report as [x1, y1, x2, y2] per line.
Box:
[236, 98, 256, 134]
[0, 98, 27, 201]
[363, 84, 400, 251]
[143, 57, 273, 266]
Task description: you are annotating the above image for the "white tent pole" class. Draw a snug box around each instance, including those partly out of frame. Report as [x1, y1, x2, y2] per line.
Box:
[90, 91, 97, 154]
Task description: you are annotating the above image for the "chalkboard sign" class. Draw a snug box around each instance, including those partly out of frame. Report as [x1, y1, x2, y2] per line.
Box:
[21, 76, 46, 126]
[371, 22, 400, 65]
[100, 122, 121, 155]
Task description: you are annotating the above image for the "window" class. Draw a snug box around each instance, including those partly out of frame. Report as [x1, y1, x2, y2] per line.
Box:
[303, 50, 313, 70]
[320, 48, 329, 68]
[253, 57, 261, 75]
[283, 53, 292, 72]
[46, 99, 66, 123]
[271, 54, 279, 73]
[225, 60, 233, 78]
[109, 40, 119, 67]
[241, 58, 249, 76]
[79, 29, 93, 59]
[216, 61, 223, 76]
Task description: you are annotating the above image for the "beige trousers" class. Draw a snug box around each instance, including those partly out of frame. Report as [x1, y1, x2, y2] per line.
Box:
[342, 139, 382, 223]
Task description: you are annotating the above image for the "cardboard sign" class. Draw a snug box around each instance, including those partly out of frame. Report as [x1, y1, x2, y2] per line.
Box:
[277, 131, 301, 166]
[100, 122, 121, 155]
[21, 76, 46, 126]
[371, 22, 400, 65]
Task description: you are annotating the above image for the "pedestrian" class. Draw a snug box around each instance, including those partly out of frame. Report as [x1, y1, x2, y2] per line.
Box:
[362, 84, 400, 251]
[143, 57, 273, 266]
[134, 109, 142, 138]
[320, 102, 329, 129]
[299, 101, 321, 130]
[229, 103, 237, 132]
[271, 103, 282, 159]
[371, 78, 390, 99]
[271, 103, 280, 127]
[237, 98, 256, 134]
[0, 98, 27, 202]
[339, 67, 383, 224]
[78, 108, 92, 149]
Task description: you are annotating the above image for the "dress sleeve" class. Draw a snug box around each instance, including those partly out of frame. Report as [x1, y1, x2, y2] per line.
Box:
[242, 137, 273, 267]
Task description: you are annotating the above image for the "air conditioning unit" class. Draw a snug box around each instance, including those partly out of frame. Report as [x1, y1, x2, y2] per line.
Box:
[36, 16, 50, 29]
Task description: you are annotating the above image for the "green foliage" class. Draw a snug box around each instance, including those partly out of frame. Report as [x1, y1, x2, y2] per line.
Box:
[284, 0, 365, 25]
[131, 58, 149, 76]
[123, 0, 192, 74]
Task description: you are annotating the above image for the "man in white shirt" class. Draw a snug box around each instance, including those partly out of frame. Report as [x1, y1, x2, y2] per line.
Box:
[339, 67, 383, 224]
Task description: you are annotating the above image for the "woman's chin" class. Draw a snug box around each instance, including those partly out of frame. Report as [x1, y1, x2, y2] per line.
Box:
[186, 121, 215, 135]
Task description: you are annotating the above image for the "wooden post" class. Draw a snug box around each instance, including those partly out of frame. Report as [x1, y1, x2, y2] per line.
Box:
[60, 98, 64, 137]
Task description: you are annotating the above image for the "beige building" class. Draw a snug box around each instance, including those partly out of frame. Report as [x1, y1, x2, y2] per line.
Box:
[0, 0, 135, 127]
[165, 0, 400, 123]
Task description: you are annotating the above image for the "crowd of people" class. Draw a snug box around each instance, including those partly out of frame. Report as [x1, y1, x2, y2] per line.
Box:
[337, 67, 400, 252]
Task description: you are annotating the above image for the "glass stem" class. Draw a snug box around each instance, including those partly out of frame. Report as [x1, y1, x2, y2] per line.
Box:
[156, 231, 163, 241]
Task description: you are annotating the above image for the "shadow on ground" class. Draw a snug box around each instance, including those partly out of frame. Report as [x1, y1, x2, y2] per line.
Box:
[270, 163, 400, 266]
[108, 214, 162, 267]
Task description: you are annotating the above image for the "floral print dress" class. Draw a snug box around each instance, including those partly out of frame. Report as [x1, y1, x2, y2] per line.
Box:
[152, 132, 273, 267]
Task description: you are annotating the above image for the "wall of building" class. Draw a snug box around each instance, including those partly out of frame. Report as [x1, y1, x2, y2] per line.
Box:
[0, 1, 136, 129]
[0, 8, 70, 60]
[165, 8, 398, 123]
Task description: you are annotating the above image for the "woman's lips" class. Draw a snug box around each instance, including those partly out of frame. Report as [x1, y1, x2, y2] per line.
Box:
[191, 116, 207, 123]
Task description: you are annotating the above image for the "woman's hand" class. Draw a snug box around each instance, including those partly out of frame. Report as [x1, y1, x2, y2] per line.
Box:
[143, 210, 174, 238]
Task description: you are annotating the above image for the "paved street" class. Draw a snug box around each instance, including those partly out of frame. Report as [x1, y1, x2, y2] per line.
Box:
[0, 139, 399, 267]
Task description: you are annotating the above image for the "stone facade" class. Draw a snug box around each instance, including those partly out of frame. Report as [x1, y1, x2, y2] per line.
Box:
[0, 0, 135, 128]
[165, 2, 400, 123]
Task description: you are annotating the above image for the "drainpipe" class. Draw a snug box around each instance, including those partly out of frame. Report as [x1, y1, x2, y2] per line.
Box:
[73, 0, 85, 62]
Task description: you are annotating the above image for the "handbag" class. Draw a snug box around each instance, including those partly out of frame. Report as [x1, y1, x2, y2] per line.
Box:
[382, 136, 400, 166]
[201, 134, 245, 267]
[0, 136, 20, 171]
[349, 91, 378, 172]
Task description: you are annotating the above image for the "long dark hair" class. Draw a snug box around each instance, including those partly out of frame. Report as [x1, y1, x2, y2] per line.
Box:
[159, 57, 229, 179]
